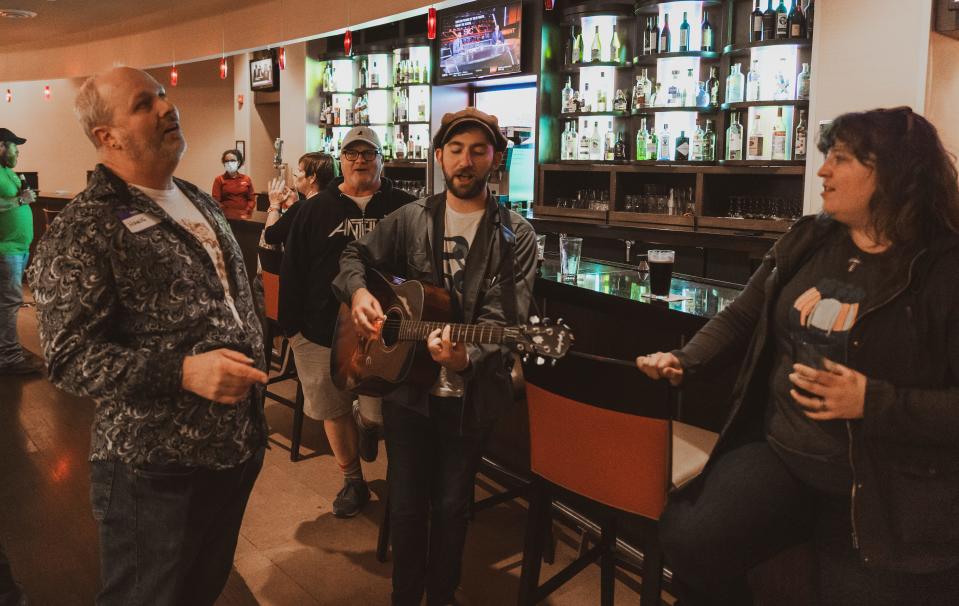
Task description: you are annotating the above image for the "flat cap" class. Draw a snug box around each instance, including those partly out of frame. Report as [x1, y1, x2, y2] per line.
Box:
[432, 107, 508, 152]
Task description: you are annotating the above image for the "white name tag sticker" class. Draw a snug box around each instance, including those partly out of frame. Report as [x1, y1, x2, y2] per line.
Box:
[120, 212, 161, 233]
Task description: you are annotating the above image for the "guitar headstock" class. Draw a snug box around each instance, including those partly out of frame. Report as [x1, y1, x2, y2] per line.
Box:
[511, 316, 574, 366]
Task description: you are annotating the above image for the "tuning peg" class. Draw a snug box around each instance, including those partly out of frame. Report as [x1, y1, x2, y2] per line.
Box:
[550, 359, 558, 367]
[529, 315, 540, 325]
[535, 356, 545, 366]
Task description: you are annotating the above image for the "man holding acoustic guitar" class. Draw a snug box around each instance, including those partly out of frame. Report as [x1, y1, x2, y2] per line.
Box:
[332, 108, 538, 606]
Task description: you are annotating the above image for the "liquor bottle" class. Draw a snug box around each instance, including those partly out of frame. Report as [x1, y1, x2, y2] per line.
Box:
[706, 66, 720, 106]
[762, 0, 777, 41]
[615, 131, 627, 161]
[419, 62, 427, 83]
[613, 89, 628, 112]
[668, 70, 681, 106]
[690, 123, 705, 161]
[788, 0, 806, 38]
[562, 77, 575, 113]
[702, 9, 715, 52]
[658, 123, 672, 161]
[636, 118, 651, 160]
[771, 107, 788, 160]
[632, 70, 651, 109]
[660, 14, 671, 53]
[560, 123, 570, 160]
[726, 112, 744, 160]
[589, 121, 602, 160]
[746, 59, 761, 101]
[679, 12, 690, 52]
[704, 120, 717, 161]
[684, 68, 697, 106]
[371, 61, 379, 87]
[413, 134, 424, 159]
[747, 112, 765, 160]
[775, 0, 789, 39]
[395, 132, 407, 159]
[360, 59, 368, 89]
[566, 122, 580, 160]
[650, 16, 660, 54]
[774, 57, 791, 100]
[610, 25, 623, 64]
[794, 109, 807, 160]
[675, 130, 690, 162]
[796, 62, 811, 100]
[646, 125, 659, 160]
[650, 82, 661, 107]
[417, 97, 427, 121]
[695, 82, 709, 107]
[582, 82, 592, 112]
[642, 18, 651, 55]
[591, 25, 602, 62]
[750, 0, 764, 42]
[579, 124, 591, 160]
[725, 64, 744, 103]
[604, 124, 616, 161]
[394, 62, 402, 86]
[806, 0, 814, 40]
[597, 72, 608, 111]
[569, 26, 579, 64]
[572, 26, 584, 64]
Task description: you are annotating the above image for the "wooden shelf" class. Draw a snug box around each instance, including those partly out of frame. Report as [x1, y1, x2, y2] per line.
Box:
[718, 159, 806, 168]
[634, 0, 721, 15]
[394, 82, 431, 88]
[721, 100, 809, 110]
[697, 216, 793, 233]
[354, 86, 393, 93]
[395, 121, 431, 125]
[561, 111, 629, 118]
[317, 90, 355, 95]
[633, 51, 720, 65]
[631, 106, 719, 115]
[384, 160, 428, 168]
[608, 211, 695, 227]
[723, 39, 812, 57]
[543, 162, 804, 175]
[533, 205, 609, 222]
[562, 62, 633, 73]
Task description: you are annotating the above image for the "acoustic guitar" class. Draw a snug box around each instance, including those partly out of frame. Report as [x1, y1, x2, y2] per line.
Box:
[331, 269, 573, 397]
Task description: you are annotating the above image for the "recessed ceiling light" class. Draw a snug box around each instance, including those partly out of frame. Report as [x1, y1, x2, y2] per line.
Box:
[0, 9, 38, 19]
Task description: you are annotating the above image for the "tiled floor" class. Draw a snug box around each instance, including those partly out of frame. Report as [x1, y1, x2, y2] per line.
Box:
[3, 301, 659, 605]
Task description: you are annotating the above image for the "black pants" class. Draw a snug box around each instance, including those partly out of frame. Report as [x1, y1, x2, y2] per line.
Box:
[90, 449, 264, 606]
[658, 441, 959, 606]
[0, 540, 22, 606]
[382, 397, 492, 606]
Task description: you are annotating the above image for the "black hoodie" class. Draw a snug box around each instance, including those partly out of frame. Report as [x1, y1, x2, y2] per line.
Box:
[279, 176, 415, 346]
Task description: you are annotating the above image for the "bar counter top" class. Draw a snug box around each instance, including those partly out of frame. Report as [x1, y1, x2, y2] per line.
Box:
[538, 256, 743, 321]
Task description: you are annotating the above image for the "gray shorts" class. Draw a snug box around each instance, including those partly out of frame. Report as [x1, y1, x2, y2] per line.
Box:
[288, 333, 382, 423]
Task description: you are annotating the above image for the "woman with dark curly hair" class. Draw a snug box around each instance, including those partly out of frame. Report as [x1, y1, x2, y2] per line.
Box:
[212, 148, 255, 219]
[637, 107, 959, 605]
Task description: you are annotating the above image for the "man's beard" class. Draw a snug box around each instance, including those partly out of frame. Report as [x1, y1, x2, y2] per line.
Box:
[443, 166, 492, 199]
[118, 129, 186, 166]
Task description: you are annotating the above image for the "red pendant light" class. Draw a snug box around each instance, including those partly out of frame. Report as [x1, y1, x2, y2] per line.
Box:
[544, 0, 555, 9]
[344, 29, 353, 55]
[219, 57, 229, 79]
[170, 65, 179, 87]
[43, 85, 51, 100]
[427, 7, 437, 40]
[278, 47, 286, 70]
[5, 89, 11, 103]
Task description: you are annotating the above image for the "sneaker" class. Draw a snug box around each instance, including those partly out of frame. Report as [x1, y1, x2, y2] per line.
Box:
[0, 353, 44, 376]
[353, 402, 380, 463]
[333, 479, 370, 518]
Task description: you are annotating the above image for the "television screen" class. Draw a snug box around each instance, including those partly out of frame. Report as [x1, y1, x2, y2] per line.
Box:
[250, 53, 277, 91]
[438, 3, 522, 83]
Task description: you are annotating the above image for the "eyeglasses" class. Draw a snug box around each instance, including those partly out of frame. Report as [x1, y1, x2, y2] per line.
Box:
[342, 149, 380, 162]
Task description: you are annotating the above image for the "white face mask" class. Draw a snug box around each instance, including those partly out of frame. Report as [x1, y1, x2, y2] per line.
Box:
[224, 161, 239, 173]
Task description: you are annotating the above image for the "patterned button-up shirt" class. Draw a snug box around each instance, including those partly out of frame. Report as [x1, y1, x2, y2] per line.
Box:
[27, 164, 267, 469]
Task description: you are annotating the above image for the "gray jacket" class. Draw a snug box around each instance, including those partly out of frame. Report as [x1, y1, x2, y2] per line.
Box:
[27, 164, 267, 469]
[332, 192, 537, 429]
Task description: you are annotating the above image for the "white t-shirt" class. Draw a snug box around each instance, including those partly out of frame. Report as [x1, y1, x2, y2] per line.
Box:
[342, 192, 374, 212]
[430, 205, 485, 398]
[133, 183, 242, 325]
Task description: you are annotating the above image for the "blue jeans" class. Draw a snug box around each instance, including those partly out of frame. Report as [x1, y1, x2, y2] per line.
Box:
[382, 398, 492, 606]
[0, 253, 28, 367]
[90, 449, 264, 606]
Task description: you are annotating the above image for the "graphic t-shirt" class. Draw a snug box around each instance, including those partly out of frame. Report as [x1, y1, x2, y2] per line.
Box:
[133, 184, 242, 325]
[766, 230, 900, 493]
[0, 166, 33, 254]
[430, 205, 485, 398]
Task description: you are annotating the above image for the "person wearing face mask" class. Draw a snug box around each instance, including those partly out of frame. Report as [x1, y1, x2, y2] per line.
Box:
[281, 126, 415, 518]
[212, 148, 255, 220]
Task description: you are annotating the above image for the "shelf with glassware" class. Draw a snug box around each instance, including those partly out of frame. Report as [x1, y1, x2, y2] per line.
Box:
[306, 55, 360, 155]
[386, 44, 432, 169]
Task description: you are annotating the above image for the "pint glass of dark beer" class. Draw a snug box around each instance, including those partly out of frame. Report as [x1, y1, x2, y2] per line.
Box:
[648, 249, 675, 298]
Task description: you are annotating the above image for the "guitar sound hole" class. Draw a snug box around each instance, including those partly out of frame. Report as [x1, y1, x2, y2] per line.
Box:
[382, 309, 402, 347]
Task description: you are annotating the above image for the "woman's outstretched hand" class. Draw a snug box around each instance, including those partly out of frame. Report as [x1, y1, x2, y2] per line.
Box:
[636, 351, 684, 386]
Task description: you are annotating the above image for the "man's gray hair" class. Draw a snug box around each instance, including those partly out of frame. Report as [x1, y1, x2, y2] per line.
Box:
[74, 75, 113, 147]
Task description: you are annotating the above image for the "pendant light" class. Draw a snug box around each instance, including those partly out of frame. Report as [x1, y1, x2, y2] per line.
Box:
[427, 6, 437, 40]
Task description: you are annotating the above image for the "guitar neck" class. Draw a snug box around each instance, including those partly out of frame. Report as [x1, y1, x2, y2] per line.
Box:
[398, 320, 512, 345]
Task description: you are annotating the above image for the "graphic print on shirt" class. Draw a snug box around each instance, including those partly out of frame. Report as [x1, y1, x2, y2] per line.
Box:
[327, 217, 381, 239]
[442, 235, 471, 300]
[790, 277, 865, 370]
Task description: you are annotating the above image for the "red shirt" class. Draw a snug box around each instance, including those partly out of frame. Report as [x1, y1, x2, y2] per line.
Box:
[212, 172, 255, 218]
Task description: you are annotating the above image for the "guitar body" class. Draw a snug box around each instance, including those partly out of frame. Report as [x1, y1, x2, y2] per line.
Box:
[331, 270, 454, 397]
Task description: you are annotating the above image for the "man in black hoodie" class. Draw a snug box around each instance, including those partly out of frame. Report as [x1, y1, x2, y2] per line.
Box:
[280, 127, 415, 517]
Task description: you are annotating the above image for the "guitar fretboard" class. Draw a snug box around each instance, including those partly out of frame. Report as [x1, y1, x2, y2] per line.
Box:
[387, 320, 512, 344]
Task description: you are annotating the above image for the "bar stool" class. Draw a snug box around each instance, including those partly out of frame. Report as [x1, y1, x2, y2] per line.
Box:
[517, 354, 718, 606]
[259, 248, 305, 461]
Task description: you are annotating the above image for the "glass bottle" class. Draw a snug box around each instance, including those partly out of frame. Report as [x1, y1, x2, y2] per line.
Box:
[695, 81, 709, 108]
[658, 123, 672, 161]
[788, 0, 806, 38]
[646, 124, 659, 160]
[704, 119, 717, 161]
[614, 131, 627, 161]
[706, 66, 720, 106]
[417, 96, 426, 121]
[667, 70, 681, 106]
[579, 124, 591, 160]
[726, 64, 744, 103]
[643, 18, 652, 55]
[702, 9, 715, 52]
[591, 25, 602, 62]
[610, 25, 622, 64]
[774, 57, 791, 100]
[560, 123, 570, 160]
[650, 16, 660, 54]
[636, 118, 651, 160]
[582, 82, 592, 112]
[679, 12, 690, 52]
[589, 121, 602, 161]
[806, 0, 815, 40]
[762, 0, 777, 41]
[775, 0, 789, 38]
[604, 123, 616, 161]
[597, 72, 608, 111]
[613, 89, 628, 112]
[632, 72, 648, 109]
[746, 59, 761, 102]
[751, 0, 764, 42]
[660, 14, 671, 53]
[395, 131, 406, 159]
[794, 109, 808, 160]
[650, 82, 661, 107]
[796, 62, 811, 100]
[675, 129, 690, 162]
[684, 68, 697, 106]
[371, 61, 379, 87]
[360, 59, 368, 89]
[562, 77, 575, 113]
[690, 123, 705, 161]
[747, 112, 765, 160]
[572, 26, 584, 64]
[771, 107, 788, 160]
[726, 112, 743, 160]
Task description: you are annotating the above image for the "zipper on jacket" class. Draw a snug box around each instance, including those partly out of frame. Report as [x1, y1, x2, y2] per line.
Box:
[846, 420, 860, 550]
[854, 249, 925, 324]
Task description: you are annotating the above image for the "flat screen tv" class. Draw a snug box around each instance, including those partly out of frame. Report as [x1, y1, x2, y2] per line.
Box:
[250, 51, 279, 92]
[437, 2, 522, 83]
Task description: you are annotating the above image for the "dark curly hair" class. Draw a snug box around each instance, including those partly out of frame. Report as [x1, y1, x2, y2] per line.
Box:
[221, 148, 244, 167]
[817, 107, 959, 247]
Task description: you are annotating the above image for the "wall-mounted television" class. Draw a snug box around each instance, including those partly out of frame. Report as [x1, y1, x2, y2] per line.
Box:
[437, 2, 522, 83]
[250, 50, 279, 92]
